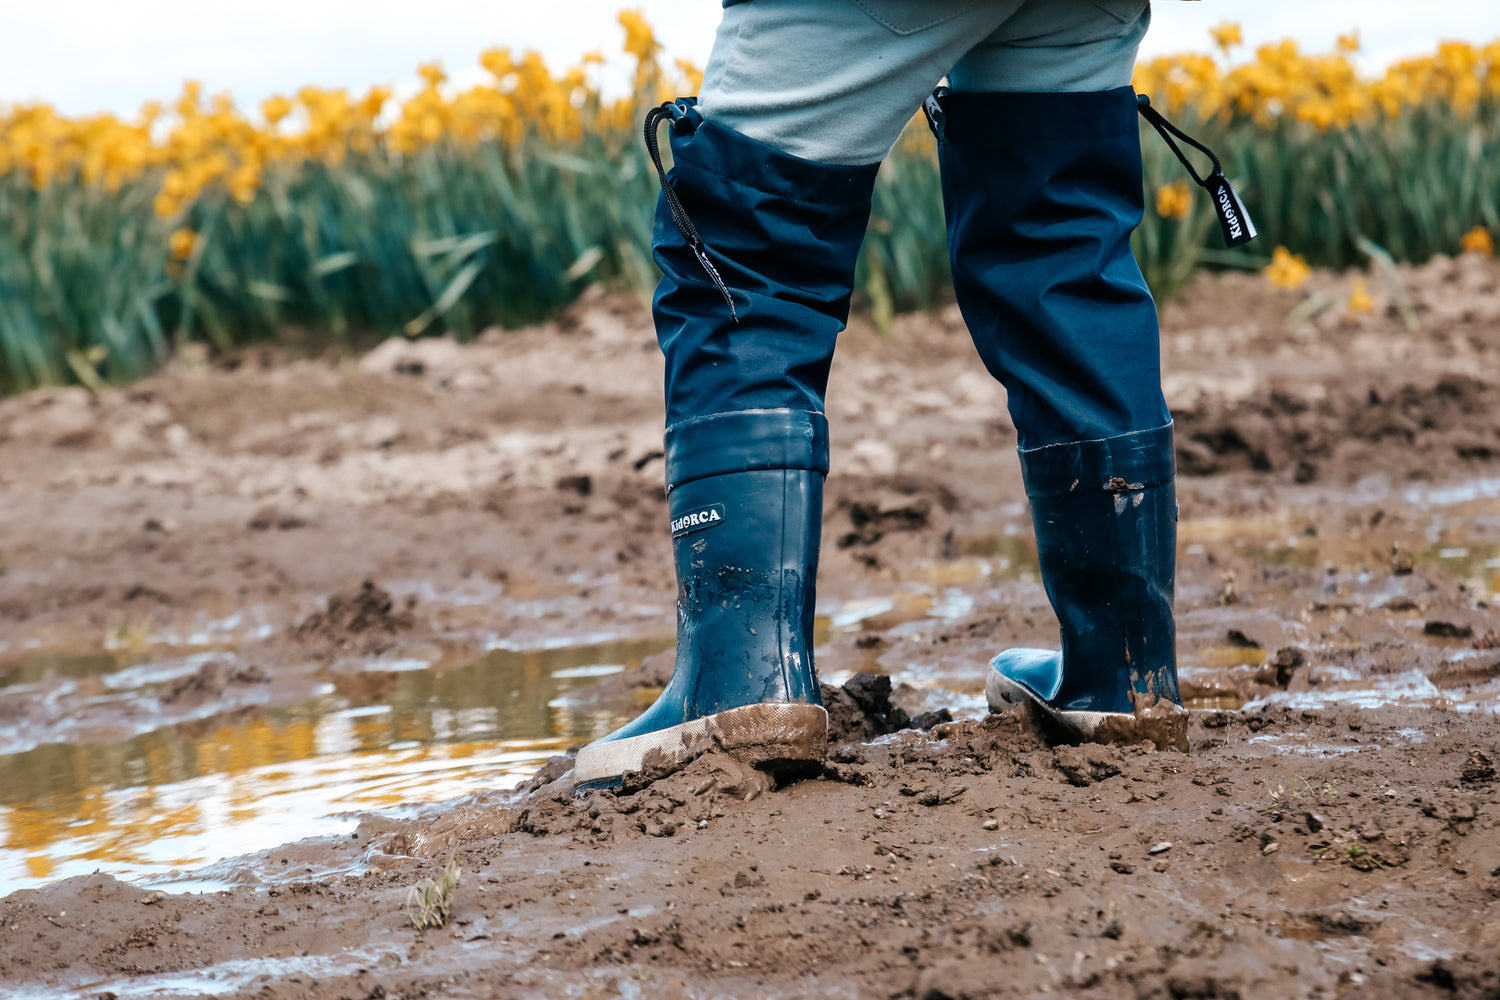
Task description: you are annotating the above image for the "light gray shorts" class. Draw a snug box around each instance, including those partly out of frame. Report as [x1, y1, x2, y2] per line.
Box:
[698, 0, 1151, 164]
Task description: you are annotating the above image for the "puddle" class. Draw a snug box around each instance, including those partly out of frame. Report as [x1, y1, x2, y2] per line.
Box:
[955, 533, 1040, 581]
[1402, 476, 1500, 507]
[26, 953, 384, 1000]
[0, 650, 147, 691]
[1193, 505, 1500, 603]
[10, 491, 1500, 899]
[0, 635, 671, 898]
[0, 577, 1013, 898]
[1242, 723, 1432, 758]
[1242, 669, 1465, 714]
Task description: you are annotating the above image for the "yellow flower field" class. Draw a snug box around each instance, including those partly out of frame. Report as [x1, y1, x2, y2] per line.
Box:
[0, 13, 1497, 392]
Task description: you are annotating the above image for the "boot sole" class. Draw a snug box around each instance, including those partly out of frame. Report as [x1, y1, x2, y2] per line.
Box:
[572, 702, 828, 792]
[987, 672, 1189, 752]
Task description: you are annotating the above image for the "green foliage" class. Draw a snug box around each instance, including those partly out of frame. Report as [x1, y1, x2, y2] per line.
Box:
[2, 100, 1498, 393]
[407, 855, 461, 930]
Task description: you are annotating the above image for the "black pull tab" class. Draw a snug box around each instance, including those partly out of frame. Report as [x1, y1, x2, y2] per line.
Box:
[1202, 171, 1256, 248]
[923, 87, 949, 142]
[1136, 94, 1257, 248]
[643, 99, 739, 321]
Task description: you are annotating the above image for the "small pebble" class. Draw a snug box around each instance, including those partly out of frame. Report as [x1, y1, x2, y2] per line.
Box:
[982, 819, 999, 831]
[1261, 841, 1280, 856]
[1149, 842, 1172, 855]
[697, 820, 707, 830]
[874, 808, 886, 819]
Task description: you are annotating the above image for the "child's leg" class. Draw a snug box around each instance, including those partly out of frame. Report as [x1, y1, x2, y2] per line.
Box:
[942, 0, 1163, 446]
[699, 0, 1027, 166]
[931, 1, 1186, 745]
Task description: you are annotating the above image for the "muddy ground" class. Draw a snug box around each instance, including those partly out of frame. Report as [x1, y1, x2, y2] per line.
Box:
[1, 256, 1499, 998]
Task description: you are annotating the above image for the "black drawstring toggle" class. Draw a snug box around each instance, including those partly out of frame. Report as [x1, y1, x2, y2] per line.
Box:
[644, 99, 739, 322]
[1136, 93, 1257, 248]
[922, 87, 949, 142]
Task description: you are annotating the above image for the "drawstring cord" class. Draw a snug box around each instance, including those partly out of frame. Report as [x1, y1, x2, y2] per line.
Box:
[1135, 94, 1223, 186]
[926, 87, 1257, 250]
[644, 101, 739, 322]
[1136, 94, 1258, 248]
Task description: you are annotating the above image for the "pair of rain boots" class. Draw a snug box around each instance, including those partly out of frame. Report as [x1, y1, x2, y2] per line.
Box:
[572, 89, 1189, 793]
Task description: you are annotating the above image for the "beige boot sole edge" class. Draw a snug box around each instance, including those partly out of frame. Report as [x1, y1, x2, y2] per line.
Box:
[986, 670, 1190, 751]
[986, 671, 1114, 737]
[573, 702, 829, 789]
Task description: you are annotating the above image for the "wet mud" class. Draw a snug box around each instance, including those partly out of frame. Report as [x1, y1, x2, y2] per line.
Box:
[1, 260, 1500, 997]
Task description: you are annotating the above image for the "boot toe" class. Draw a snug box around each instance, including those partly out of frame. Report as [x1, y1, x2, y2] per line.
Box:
[572, 702, 828, 795]
[986, 650, 1188, 751]
[986, 648, 1064, 713]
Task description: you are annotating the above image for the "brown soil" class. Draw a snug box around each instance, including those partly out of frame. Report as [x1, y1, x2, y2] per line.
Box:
[2, 259, 1500, 998]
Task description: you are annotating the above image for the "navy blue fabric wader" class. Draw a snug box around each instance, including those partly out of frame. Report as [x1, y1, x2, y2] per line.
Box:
[572, 106, 877, 792]
[926, 87, 1187, 750]
[572, 0, 1240, 792]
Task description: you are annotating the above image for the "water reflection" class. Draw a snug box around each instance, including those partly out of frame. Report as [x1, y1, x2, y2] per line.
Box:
[0, 635, 671, 897]
[0, 650, 144, 690]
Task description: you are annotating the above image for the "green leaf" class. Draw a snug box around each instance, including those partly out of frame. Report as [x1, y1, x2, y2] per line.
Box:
[564, 246, 606, 282]
[404, 258, 486, 337]
[311, 251, 360, 278]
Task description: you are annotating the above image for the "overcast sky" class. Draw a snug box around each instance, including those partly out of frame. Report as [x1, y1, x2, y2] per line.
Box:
[4, 1, 1497, 119]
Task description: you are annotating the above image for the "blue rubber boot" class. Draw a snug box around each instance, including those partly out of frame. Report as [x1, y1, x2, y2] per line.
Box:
[926, 88, 1186, 749]
[573, 410, 831, 792]
[984, 427, 1187, 751]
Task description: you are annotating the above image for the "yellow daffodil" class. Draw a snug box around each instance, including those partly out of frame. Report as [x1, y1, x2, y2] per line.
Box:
[1210, 22, 1243, 56]
[1345, 277, 1374, 315]
[228, 163, 260, 206]
[261, 95, 292, 127]
[1155, 180, 1192, 220]
[619, 8, 658, 63]
[1461, 226, 1495, 257]
[1263, 247, 1312, 291]
[168, 228, 197, 260]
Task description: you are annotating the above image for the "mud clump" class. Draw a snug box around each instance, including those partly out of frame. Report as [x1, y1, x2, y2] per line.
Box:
[503, 674, 957, 844]
[1424, 620, 1474, 640]
[292, 580, 416, 659]
[1269, 646, 1306, 686]
[520, 752, 777, 842]
[1051, 744, 1125, 786]
[839, 496, 932, 548]
[821, 671, 913, 744]
[1460, 749, 1495, 785]
[1172, 373, 1500, 479]
[158, 660, 271, 706]
[1067, 695, 1191, 754]
[246, 506, 306, 531]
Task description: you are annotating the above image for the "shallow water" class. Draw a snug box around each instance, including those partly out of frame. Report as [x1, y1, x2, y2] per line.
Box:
[0, 572, 1027, 897]
[6, 493, 1500, 898]
[0, 636, 670, 897]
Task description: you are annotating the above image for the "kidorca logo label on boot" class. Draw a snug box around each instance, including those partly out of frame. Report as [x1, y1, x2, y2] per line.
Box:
[670, 503, 726, 537]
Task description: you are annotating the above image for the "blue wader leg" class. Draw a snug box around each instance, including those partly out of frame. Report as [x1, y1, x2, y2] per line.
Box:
[573, 102, 878, 792]
[926, 86, 1187, 751]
